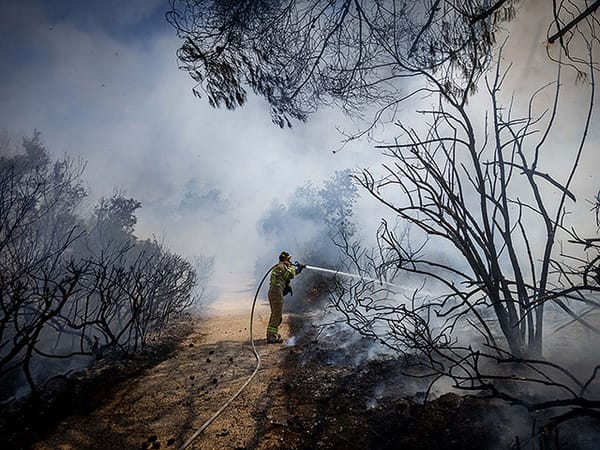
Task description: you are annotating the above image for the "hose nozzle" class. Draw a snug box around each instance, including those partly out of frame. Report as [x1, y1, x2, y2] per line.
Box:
[293, 261, 306, 274]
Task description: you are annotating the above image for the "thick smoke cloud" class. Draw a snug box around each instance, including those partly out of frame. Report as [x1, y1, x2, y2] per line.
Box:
[0, 0, 377, 305]
[1, 0, 597, 312]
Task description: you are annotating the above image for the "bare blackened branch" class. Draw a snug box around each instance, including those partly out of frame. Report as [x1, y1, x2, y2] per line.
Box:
[548, 0, 600, 44]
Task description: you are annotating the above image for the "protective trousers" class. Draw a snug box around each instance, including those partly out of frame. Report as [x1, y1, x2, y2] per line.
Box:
[267, 285, 284, 339]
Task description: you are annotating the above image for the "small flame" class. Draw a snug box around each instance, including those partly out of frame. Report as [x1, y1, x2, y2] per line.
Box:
[307, 287, 322, 302]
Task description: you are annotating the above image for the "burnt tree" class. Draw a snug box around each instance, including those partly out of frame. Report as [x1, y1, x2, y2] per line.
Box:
[0, 135, 204, 400]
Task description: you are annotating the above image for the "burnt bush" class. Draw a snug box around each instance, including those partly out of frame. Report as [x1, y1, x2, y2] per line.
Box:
[0, 133, 207, 403]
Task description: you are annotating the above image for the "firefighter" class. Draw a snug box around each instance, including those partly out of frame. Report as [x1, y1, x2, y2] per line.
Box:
[267, 251, 305, 343]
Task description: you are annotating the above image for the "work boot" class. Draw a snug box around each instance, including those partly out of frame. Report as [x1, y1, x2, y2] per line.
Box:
[267, 333, 282, 344]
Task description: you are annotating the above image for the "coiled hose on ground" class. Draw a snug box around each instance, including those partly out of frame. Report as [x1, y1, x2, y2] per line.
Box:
[178, 264, 276, 450]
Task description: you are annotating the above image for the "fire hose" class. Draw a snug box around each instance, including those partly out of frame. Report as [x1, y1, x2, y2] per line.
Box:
[177, 264, 275, 450]
[178, 263, 394, 449]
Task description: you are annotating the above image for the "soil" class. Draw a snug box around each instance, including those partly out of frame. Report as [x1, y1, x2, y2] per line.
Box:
[1, 300, 596, 450]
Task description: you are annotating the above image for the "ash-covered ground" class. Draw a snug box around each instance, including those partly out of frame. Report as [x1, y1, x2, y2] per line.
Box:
[2, 303, 599, 450]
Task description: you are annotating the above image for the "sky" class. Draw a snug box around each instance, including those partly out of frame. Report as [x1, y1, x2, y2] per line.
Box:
[0, 0, 598, 306]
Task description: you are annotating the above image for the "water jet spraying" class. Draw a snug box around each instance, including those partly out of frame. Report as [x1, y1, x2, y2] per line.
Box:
[304, 265, 400, 288]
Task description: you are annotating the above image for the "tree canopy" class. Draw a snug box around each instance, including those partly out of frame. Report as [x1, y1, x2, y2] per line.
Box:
[167, 0, 523, 128]
[168, 1, 599, 130]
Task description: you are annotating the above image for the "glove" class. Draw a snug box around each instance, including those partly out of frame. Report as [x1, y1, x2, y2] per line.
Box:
[283, 284, 293, 296]
[293, 261, 306, 274]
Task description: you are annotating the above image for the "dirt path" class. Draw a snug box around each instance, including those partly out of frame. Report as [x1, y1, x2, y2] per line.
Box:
[31, 301, 290, 450]
[26, 298, 562, 450]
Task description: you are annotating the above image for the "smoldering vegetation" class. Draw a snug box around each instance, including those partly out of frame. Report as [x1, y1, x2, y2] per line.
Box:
[0, 132, 210, 404]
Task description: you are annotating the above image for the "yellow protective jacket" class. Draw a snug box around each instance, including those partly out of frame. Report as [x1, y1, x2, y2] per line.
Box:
[269, 262, 296, 290]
